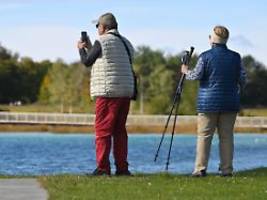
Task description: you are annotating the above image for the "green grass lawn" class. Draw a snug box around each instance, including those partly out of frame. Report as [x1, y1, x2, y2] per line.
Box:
[240, 108, 267, 116]
[39, 168, 267, 200]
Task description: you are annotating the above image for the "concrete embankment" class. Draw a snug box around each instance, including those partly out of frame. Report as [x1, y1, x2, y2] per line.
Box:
[0, 123, 266, 133]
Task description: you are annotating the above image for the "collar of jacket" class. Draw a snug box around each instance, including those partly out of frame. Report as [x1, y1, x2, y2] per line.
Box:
[106, 29, 119, 35]
[212, 43, 227, 49]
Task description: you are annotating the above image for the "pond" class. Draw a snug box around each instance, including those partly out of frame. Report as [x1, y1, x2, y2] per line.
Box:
[0, 133, 266, 175]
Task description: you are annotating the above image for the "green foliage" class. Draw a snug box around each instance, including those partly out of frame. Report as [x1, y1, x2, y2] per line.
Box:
[0, 60, 21, 103]
[0, 44, 50, 104]
[146, 65, 175, 114]
[0, 44, 18, 61]
[240, 108, 267, 116]
[39, 60, 92, 113]
[19, 57, 48, 103]
[1, 43, 267, 114]
[241, 55, 267, 107]
[133, 46, 198, 114]
[46, 60, 68, 109]
[179, 81, 198, 115]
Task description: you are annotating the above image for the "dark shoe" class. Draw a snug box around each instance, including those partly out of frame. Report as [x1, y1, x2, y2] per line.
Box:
[191, 170, 207, 177]
[92, 168, 110, 176]
[115, 170, 132, 176]
[221, 173, 233, 177]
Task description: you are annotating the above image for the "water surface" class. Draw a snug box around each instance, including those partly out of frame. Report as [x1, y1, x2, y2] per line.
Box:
[0, 133, 266, 175]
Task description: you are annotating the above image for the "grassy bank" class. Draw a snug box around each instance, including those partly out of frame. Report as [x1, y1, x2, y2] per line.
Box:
[1, 104, 267, 116]
[1, 123, 267, 134]
[39, 168, 267, 200]
[0, 123, 198, 134]
[240, 108, 267, 116]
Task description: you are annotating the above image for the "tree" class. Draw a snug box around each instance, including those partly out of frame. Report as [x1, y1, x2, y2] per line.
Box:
[132, 46, 199, 114]
[133, 46, 168, 113]
[0, 44, 18, 61]
[39, 60, 93, 113]
[0, 45, 20, 103]
[45, 60, 68, 112]
[0, 60, 21, 103]
[1, 43, 267, 113]
[241, 55, 267, 107]
[65, 63, 86, 113]
[0, 45, 51, 104]
[146, 64, 175, 114]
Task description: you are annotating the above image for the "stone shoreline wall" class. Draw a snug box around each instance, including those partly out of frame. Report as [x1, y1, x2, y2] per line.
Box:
[0, 123, 266, 133]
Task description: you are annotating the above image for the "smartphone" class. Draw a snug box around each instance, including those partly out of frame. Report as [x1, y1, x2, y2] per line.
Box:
[81, 31, 88, 43]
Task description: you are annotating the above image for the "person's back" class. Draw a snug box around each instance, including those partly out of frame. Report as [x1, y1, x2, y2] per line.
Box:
[90, 29, 134, 98]
[197, 44, 242, 112]
[181, 25, 246, 177]
[77, 13, 134, 176]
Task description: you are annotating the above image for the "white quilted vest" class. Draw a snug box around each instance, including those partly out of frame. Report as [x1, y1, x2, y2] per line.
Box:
[90, 29, 135, 98]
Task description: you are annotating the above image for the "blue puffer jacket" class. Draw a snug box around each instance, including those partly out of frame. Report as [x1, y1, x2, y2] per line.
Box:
[197, 44, 241, 112]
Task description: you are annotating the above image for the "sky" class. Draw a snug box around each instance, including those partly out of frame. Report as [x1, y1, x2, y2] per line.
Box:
[0, 0, 267, 65]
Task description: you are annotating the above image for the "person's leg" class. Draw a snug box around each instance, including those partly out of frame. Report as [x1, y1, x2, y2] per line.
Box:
[217, 112, 237, 175]
[94, 97, 119, 174]
[193, 112, 218, 175]
[112, 98, 130, 173]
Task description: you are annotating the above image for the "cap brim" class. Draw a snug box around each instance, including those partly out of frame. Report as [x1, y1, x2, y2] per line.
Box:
[91, 19, 98, 24]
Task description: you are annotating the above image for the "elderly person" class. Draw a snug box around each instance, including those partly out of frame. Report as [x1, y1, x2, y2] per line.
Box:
[181, 25, 246, 177]
[77, 13, 135, 176]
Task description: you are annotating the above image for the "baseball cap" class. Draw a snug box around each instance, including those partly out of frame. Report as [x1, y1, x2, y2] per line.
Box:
[93, 12, 118, 30]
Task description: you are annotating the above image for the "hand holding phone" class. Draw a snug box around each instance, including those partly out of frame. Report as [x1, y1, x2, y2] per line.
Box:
[80, 31, 92, 49]
[81, 31, 88, 43]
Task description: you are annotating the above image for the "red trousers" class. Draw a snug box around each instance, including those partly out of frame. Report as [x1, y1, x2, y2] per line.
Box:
[95, 97, 130, 173]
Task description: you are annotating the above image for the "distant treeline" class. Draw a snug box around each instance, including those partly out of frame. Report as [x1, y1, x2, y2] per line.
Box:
[0, 44, 267, 114]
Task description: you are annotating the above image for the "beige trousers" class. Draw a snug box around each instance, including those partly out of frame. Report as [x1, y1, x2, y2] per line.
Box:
[193, 112, 237, 174]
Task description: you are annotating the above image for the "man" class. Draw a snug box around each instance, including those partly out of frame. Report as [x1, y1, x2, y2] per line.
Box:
[77, 13, 135, 176]
[181, 25, 246, 177]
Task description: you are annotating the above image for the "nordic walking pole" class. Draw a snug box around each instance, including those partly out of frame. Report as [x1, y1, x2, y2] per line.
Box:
[165, 46, 194, 171]
[154, 47, 194, 163]
[165, 96, 180, 170]
[154, 86, 182, 162]
[154, 66, 187, 162]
